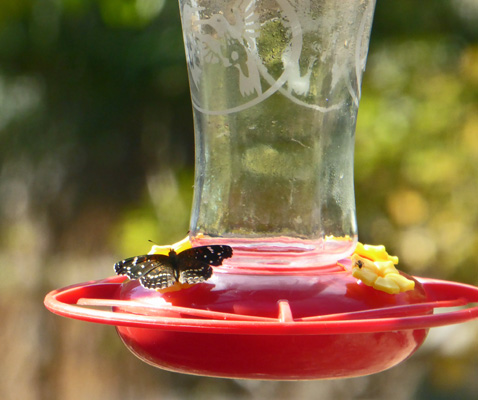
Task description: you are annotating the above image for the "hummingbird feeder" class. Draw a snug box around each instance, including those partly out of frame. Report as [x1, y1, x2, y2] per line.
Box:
[45, 0, 478, 380]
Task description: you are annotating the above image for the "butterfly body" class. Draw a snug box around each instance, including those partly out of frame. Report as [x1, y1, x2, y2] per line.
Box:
[114, 245, 233, 290]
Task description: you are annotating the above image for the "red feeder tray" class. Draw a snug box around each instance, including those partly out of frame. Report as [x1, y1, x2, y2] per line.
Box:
[44, 266, 478, 380]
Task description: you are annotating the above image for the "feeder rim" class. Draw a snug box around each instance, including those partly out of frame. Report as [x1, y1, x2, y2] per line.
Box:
[44, 275, 478, 335]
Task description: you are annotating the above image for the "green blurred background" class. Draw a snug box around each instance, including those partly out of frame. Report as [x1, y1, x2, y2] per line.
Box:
[0, 0, 477, 399]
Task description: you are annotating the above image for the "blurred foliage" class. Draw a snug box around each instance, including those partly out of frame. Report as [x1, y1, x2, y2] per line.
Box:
[0, 0, 193, 257]
[356, 1, 478, 285]
[0, 1, 477, 400]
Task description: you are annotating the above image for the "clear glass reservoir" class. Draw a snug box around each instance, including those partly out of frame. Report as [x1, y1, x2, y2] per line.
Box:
[178, 0, 377, 269]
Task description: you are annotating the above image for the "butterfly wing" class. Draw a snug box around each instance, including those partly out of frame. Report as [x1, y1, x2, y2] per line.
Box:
[177, 259, 213, 285]
[114, 254, 175, 289]
[140, 264, 176, 289]
[179, 245, 233, 266]
[176, 245, 233, 285]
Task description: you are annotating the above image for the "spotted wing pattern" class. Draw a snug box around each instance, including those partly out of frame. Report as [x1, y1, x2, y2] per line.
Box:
[176, 245, 233, 285]
[178, 245, 234, 266]
[114, 254, 175, 289]
[177, 260, 213, 285]
[139, 263, 176, 289]
[114, 245, 233, 290]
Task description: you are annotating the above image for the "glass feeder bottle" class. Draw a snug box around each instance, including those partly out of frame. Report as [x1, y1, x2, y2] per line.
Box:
[180, 0, 377, 268]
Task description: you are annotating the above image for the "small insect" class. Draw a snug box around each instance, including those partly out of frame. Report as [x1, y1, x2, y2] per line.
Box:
[114, 245, 233, 290]
[355, 259, 363, 269]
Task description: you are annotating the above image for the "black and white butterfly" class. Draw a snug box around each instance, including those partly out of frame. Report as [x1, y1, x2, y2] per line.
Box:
[114, 245, 233, 290]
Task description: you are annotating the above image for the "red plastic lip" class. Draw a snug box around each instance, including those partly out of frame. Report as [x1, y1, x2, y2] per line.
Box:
[44, 276, 478, 335]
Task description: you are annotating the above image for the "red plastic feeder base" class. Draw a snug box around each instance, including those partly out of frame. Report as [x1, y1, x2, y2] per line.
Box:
[44, 267, 478, 380]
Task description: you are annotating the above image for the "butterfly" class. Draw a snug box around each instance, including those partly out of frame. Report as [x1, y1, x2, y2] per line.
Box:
[114, 245, 233, 290]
